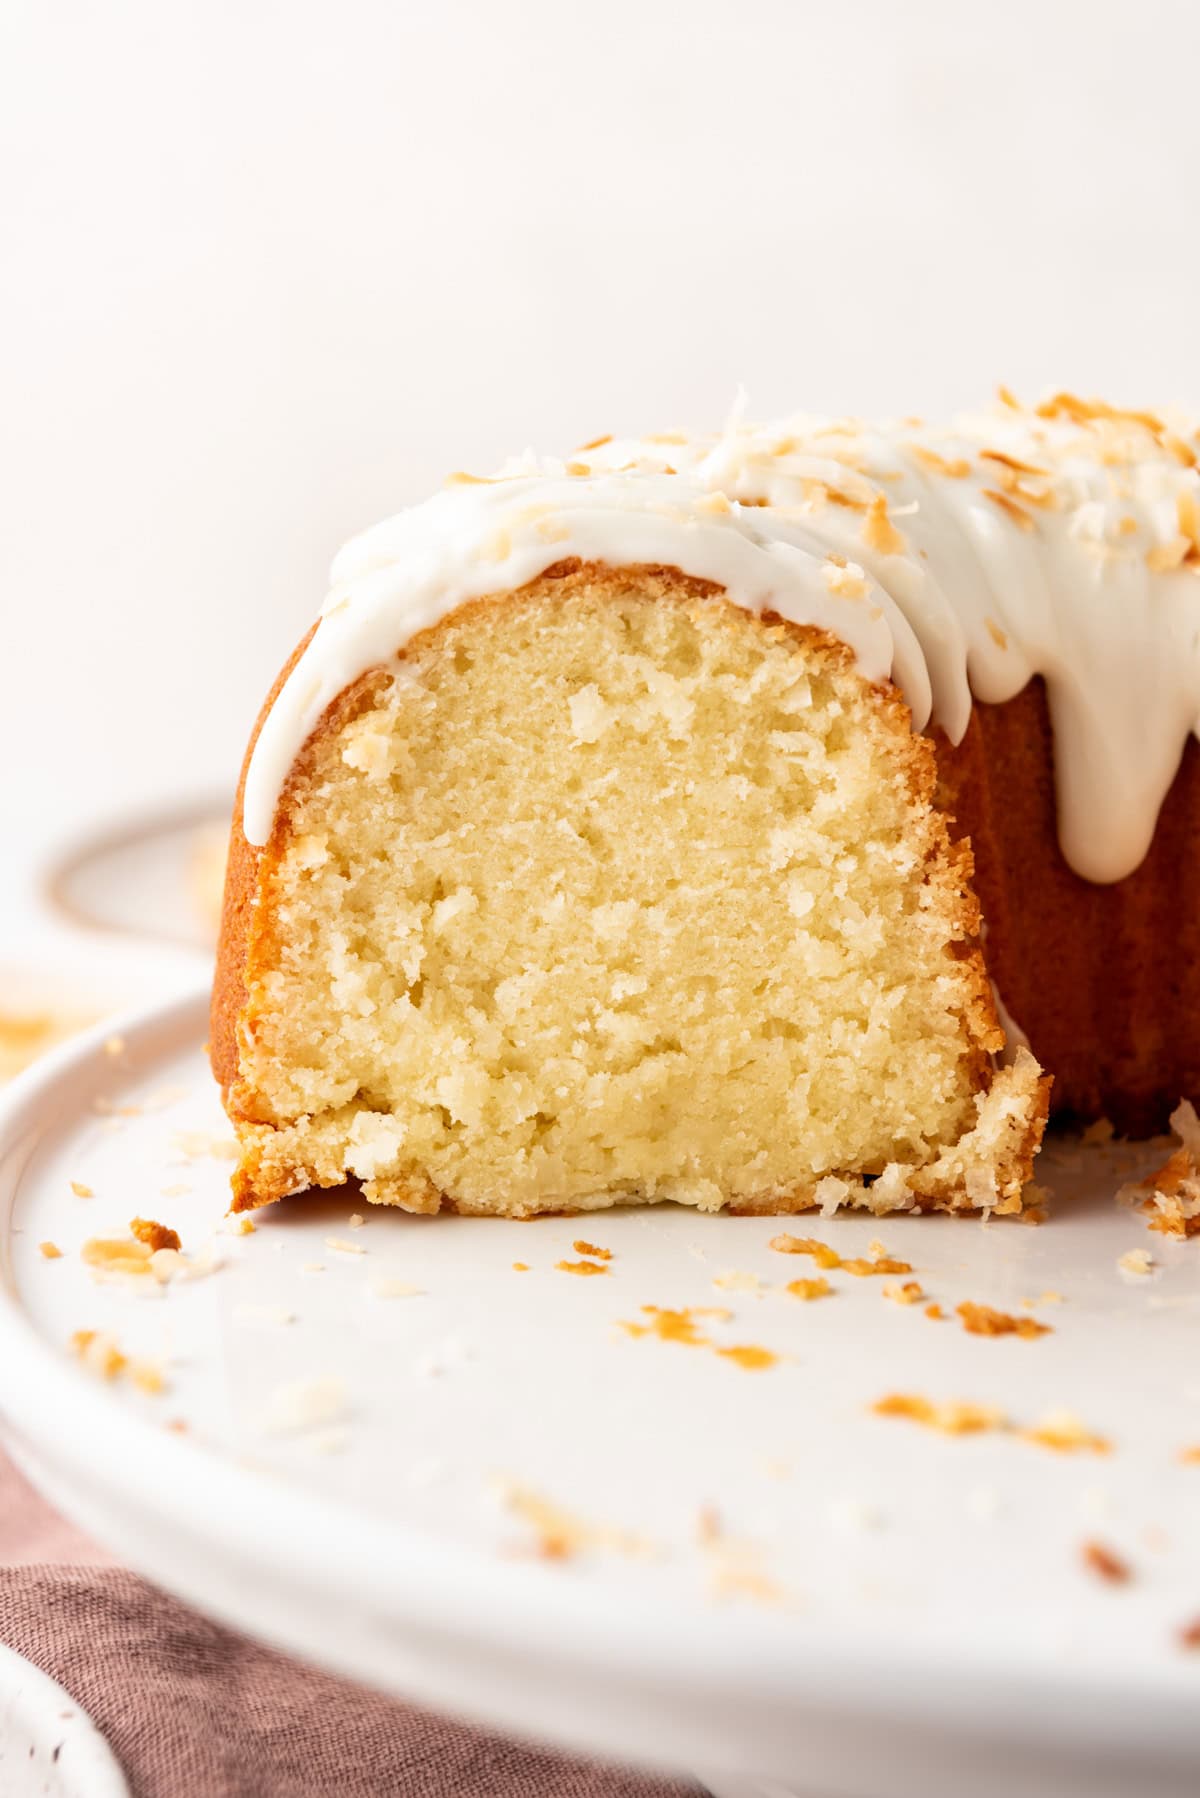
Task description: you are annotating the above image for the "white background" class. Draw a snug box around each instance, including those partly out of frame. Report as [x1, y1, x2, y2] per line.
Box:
[3, 0, 1199, 844]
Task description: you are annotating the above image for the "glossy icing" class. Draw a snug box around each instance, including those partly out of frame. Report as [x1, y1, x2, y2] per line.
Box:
[243, 392, 1200, 883]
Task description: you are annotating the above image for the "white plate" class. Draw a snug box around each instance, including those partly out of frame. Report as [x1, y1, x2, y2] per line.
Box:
[40, 800, 229, 951]
[1, 992, 1200, 1798]
[0, 1643, 128, 1798]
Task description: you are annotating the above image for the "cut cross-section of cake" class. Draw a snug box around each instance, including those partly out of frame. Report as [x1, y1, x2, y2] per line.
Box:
[212, 392, 1200, 1218]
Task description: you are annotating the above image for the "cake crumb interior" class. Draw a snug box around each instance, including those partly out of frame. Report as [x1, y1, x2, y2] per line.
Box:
[232, 571, 1021, 1215]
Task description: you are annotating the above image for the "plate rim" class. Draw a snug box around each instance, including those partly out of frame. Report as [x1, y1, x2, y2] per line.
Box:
[2, 988, 1199, 1761]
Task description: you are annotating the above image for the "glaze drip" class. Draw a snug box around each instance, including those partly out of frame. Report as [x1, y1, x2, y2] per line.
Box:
[242, 393, 1200, 884]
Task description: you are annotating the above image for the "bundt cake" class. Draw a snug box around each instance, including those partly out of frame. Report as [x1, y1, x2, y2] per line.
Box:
[211, 390, 1200, 1218]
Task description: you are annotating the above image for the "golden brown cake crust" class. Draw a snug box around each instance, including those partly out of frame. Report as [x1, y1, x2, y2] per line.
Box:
[210, 623, 315, 1097]
[211, 562, 1048, 1216]
[934, 680, 1200, 1136]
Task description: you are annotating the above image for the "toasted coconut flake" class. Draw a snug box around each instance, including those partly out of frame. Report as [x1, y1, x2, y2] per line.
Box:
[786, 1276, 832, 1301]
[873, 1393, 1007, 1436]
[573, 1240, 612, 1260]
[843, 1255, 913, 1277]
[325, 1236, 367, 1256]
[822, 557, 869, 599]
[1022, 1409, 1111, 1455]
[984, 488, 1036, 531]
[577, 433, 612, 451]
[69, 1180, 93, 1198]
[1082, 1540, 1131, 1584]
[882, 1279, 924, 1305]
[769, 1233, 841, 1268]
[511, 1261, 530, 1272]
[82, 1236, 155, 1279]
[980, 447, 1050, 478]
[70, 1329, 127, 1381]
[556, 1258, 608, 1276]
[913, 444, 971, 478]
[862, 492, 906, 555]
[130, 1217, 181, 1254]
[957, 1301, 1051, 1339]
[497, 1479, 656, 1562]
[38, 1241, 62, 1260]
[1147, 535, 1190, 572]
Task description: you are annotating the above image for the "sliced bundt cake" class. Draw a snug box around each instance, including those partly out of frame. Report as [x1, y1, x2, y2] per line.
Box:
[212, 391, 1200, 1217]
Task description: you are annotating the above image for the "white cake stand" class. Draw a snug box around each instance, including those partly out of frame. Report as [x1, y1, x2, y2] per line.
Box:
[1, 990, 1199, 1798]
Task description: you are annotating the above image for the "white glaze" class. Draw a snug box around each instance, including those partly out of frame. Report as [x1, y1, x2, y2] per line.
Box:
[243, 396, 1200, 883]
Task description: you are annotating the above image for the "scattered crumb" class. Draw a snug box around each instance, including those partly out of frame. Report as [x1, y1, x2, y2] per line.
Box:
[130, 1217, 181, 1254]
[81, 1231, 217, 1287]
[695, 1506, 783, 1604]
[769, 1233, 840, 1267]
[511, 1261, 530, 1272]
[1022, 1409, 1111, 1456]
[70, 1329, 126, 1380]
[1117, 1248, 1155, 1280]
[170, 1130, 238, 1162]
[81, 1236, 156, 1279]
[1178, 1445, 1200, 1465]
[160, 1183, 191, 1199]
[556, 1259, 608, 1276]
[128, 1359, 168, 1395]
[715, 1344, 779, 1371]
[69, 1180, 93, 1199]
[873, 1393, 1008, 1436]
[38, 1241, 62, 1260]
[70, 1329, 166, 1395]
[368, 1276, 423, 1299]
[713, 1270, 762, 1294]
[619, 1304, 776, 1370]
[495, 1479, 655, 1562]
[301, 1261, 325, 1274]
[224, 1214, 256, 1236]
[768, 1233, 909, 1275]
[1081, 1117, 1115, 1146]
[325, 1236, 367, 1256]
[1180, 1618, 1200, 1652]
[924, 1302, 946, 1320]
[348, 1213, 366, 1228]
[263, 1376, 348, 1436]
[1022, 1290, 1064, 1307]
[572, 1240, 612, 1260]
[620, 1305, 730, 1347]
[1082, 1540, 1132, 1585]
[1117, 1101, 1200, 1237]
[957, 1301, 1051, 1339]
[233, 1302, 296, 1326]
[882, 1279, 924, 1305]
[786, 1276, 832, 1302]
[867, 1238, 888, 1260]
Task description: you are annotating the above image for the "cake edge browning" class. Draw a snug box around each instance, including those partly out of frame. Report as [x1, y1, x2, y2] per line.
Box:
[211, 563, 1049, 1218]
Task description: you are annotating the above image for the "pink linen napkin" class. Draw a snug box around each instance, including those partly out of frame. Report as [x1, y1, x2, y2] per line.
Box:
[0, 1452, 698, 1798]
